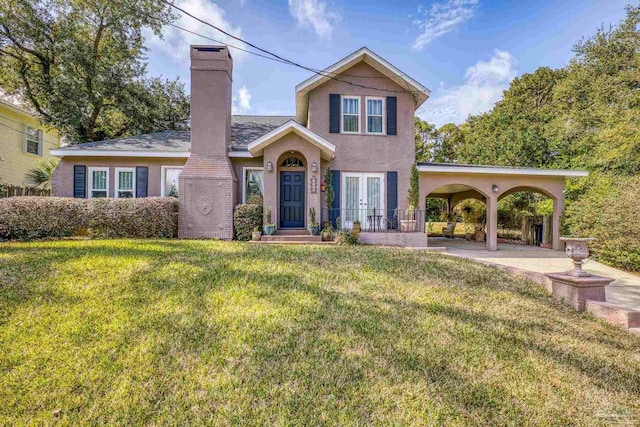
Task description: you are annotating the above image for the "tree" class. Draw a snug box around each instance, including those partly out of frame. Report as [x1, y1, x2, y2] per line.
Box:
[0, 0, 189, 143]
[414, 117, 437, 162]
[25, 159, 58, 189]
[407, 164, 419, 210]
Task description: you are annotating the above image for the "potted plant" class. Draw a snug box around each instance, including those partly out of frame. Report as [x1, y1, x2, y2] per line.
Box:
[308, 208, 320, 236]
[252, 226, 262, 241]
[474, 226, 486, 242]
[464, 223, 475, 241]
[353, 220, 361, 232]
[321, 225, 333, 241]
[400, 207, 417, 232]
[263, 207, 276, 236]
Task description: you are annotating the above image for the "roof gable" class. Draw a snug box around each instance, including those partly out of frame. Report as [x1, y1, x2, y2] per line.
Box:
[247, 120, 336, 160]
[295, 47, 430, 124]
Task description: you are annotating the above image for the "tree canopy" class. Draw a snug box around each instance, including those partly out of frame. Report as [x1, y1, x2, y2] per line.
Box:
[0, 0, 190, 143]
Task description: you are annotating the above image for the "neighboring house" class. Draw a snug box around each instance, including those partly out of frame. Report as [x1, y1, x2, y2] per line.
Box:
[51, 46, 586, 249]
[0, 100, 61, 186]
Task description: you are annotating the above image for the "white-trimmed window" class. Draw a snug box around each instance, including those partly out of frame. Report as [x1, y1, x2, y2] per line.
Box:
[88, 167, 109, 198]
[366, 97, 384, 134]
[25, 126, 42, 155]
[115, 167, 136, 198]
[161, 166, 183, 197]
[243, 167, 264, 204]
[341, 96, 360, 133]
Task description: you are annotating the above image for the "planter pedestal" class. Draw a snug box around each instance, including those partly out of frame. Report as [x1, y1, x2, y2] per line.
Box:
[545, 273, 614, 311]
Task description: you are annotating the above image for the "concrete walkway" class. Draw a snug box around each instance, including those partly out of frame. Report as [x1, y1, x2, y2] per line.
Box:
[432, 238, 640, 311]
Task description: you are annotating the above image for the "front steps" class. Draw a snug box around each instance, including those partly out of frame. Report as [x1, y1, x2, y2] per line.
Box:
[260, 229, 322, 243]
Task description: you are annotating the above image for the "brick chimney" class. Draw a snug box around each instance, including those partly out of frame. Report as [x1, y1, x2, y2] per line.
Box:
[178, 45, 237, 239]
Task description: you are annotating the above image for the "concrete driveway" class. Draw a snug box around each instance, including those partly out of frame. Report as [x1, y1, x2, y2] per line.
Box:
[431, 237, 640, 311]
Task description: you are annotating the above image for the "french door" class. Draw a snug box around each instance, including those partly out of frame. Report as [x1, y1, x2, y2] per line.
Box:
[341, 173, 385, 229]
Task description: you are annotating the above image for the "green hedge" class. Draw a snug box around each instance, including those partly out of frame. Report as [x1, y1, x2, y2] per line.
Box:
[564, 175, 640, 271]
[233, 204, 263, 241]
[0, 197, 178, 240]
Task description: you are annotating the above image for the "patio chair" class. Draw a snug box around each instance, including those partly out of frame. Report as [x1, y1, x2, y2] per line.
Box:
[441, 222, 456, 239]
[385, 208, 399, 231]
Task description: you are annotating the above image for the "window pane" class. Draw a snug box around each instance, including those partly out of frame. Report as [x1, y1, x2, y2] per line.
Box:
[118, 171, 134, 191]
[92, 171, 107, 190]
[26, 140, 39, 155]
[343, 98, 358, 114]
[164, 168, 182, 197]
[367, 116, 383, 133]
[245, 169, 264, 203]
[367, 177, 381, 214]
[92, 190, 107, 198]
[345, 177, 360, 222]
[343, 115, 359, 132]
[367, 99, 382, 115]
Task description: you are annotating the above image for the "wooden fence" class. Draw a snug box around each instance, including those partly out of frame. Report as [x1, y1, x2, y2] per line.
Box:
[0, 184, 50, 198]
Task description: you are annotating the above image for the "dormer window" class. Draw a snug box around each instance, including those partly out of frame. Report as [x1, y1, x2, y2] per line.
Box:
[341, 96, 359, 133]
[366, 97, 384, 134]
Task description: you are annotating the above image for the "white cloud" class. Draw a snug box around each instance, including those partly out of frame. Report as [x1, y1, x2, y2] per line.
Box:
[412, 0, 478, 51]
[232, 85, 252, 114]
[288, 0, 337, 39]
[417, 50, 517, 127]
[145, 0, 246, 64]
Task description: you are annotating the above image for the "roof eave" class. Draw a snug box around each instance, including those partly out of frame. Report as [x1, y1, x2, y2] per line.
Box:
[247, 121, 335, 160]
[416, 164, 589, 177]
[50, 149, 190, 158]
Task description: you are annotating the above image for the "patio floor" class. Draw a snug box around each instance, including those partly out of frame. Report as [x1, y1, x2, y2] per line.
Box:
[430, 237, 640, 311]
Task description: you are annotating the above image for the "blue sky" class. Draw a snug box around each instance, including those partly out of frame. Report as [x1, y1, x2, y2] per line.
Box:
[144, 0, 629, 126]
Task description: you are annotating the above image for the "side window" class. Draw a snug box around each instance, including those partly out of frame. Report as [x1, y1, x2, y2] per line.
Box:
[88, 167, 109, 198]
[243, 168, 264, 204]
[366, 97, 384, 134]
[162, 166, 183, 197]
[115, 168, 136, 198]
[25, 126, 41, 155]
[341, 96, 360, 133]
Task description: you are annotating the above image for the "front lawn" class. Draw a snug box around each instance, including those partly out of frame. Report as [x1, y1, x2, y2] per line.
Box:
[1, 240, 639, 425]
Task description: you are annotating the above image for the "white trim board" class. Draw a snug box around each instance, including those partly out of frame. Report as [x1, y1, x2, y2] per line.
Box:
[247, 120, 336, 160]
[114, 167, 136, 198]
[417, 164, 589, 177]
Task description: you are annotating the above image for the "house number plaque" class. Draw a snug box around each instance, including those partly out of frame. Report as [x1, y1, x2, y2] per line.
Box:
[310, 177, 317, 194]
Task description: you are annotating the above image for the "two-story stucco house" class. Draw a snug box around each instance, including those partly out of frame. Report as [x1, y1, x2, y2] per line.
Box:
[51, 46, 429, 243]
[1, 100, 61, 186]
[51, 46, 585, 249]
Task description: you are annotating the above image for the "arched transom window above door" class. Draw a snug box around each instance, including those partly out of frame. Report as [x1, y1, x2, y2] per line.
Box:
[281, 157, 304, 168]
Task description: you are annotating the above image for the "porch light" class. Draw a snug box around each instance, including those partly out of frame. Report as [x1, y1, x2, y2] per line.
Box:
[267, 161, 273, 172]
[311, 161, 318, 172]
[321, 181, 326, 192]
[492, 185, 499, 193]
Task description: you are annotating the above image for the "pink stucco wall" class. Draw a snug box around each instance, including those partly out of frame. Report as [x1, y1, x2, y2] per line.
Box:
[51, 157, 186, 198]
[307, 61, 417, 210]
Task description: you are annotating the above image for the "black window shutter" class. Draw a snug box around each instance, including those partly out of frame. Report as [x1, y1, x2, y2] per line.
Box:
[73, 165, 86, 198]
[329, 94, 340, 133]
[136, 166, 148, 197]
[386, 96, 397, 135]
[387, 171, 398, 221]
[330, 170, 340, 228]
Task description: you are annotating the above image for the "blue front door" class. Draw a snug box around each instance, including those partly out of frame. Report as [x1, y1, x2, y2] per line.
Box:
[280, 171, 305, 228]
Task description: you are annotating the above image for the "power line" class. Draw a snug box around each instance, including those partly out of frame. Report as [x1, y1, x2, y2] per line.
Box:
[157, 0, 423, 95]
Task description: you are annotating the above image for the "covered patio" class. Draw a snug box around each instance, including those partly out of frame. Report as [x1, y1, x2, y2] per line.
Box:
[418, 163, 589, 251]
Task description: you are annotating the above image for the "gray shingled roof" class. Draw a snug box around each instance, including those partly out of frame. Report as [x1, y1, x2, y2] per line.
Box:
[56, 115, 295, 152]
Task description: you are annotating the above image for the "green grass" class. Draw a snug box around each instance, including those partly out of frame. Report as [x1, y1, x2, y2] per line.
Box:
[1, 240, 639, 425]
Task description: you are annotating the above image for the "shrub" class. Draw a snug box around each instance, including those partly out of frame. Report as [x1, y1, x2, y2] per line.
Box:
[0, 197, 87, 240]
[233, 204, 263, 241]
[0, 197, 178, 241]
[87, 198, 178, 238]
[335, 229, 359, 245]
[564, 174, 640, 271]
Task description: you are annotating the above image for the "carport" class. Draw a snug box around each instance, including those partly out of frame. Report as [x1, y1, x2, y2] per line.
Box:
[418, 163, 589, 251]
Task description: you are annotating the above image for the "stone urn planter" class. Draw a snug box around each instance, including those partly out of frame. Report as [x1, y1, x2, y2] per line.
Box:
[560, 237, 595, 277]
[400, 219, 417, 232]
[474, 229, 486, 242]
